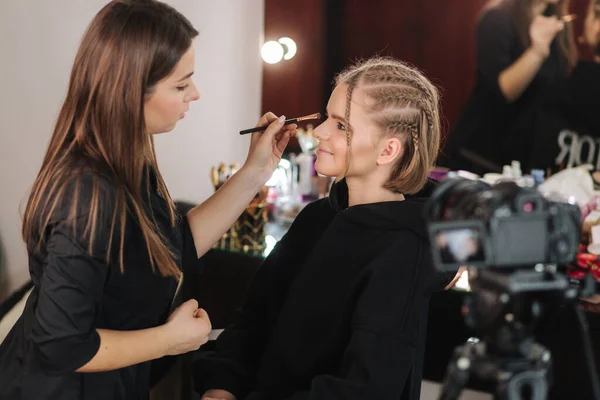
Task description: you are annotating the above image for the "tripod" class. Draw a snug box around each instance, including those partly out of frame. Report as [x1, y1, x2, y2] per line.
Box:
[438, 268, 575, 400]
[439, 336, 551, 400]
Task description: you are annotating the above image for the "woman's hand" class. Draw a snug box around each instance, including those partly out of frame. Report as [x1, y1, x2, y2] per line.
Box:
[202, 389, 237, 400]
[445, 266, 467, 290]
[499, 15, 564, 102]
[162, 299, 212, 356]
[243, 112, 297, 184]
[529, 15, 565, 59]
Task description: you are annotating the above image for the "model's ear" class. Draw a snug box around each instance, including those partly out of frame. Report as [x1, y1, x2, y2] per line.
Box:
[377, 137, 403, 166]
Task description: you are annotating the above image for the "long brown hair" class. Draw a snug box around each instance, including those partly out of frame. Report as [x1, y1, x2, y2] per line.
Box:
[494, 0, 578, 68]
[22, 0, 198, 278]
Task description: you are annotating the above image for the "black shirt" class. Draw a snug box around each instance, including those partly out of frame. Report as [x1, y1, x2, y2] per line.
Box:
[526, 61, 600, 171]
[440, 5, 568, 173]
[194, 179, 449, 400]
[0, 167, 199, 399]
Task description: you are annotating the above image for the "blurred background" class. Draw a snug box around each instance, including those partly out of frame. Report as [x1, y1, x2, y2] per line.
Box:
[0, 0, 595, 299]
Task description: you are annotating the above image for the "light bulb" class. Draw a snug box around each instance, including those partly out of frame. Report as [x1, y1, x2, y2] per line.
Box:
[261, 41, 284, 64]
[278, 37, 297, 60]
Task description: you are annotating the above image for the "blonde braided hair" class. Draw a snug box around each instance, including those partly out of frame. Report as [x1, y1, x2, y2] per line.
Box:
[334, 57, 441, 194]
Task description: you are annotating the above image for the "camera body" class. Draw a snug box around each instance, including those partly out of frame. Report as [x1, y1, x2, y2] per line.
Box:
[425, 178, 581, 272]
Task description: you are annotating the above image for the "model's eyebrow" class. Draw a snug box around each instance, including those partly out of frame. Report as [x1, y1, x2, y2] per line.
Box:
[331, 113, 346, 122]
[325, 109, 346, 123]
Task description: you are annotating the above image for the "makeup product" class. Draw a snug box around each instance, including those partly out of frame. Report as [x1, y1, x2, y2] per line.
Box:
[589, 224, 600, 255]
[239, 113, 321, 135]
[531, 169, 545, 185]
[561, 14, 577, 23]
[210, 167, 219, 188]
[218, 162, 227, 184]
[229, 163, 240, 177]
[296, 152, 314, 197]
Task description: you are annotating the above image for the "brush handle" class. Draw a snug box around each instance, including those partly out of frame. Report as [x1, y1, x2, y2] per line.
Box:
[239, 118, 298, 135]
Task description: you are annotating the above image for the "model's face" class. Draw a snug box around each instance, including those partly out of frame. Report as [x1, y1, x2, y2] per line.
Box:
[314, 84, 386, 179]
[314, 83, 406, 180]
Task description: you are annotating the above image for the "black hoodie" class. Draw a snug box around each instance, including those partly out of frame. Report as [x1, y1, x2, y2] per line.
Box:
[194, 179, 448, 400]
[508, 60, 600, 172]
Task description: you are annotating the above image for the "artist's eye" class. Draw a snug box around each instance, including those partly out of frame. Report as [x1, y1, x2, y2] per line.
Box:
[337, 122, 346, 131]
[176, 85, 189, 91]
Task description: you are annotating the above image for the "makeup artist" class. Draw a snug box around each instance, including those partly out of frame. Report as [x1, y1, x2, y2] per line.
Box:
[440, 0, 577, 174]
[0, 1, 295, 399]
[525, 0, 600, 172]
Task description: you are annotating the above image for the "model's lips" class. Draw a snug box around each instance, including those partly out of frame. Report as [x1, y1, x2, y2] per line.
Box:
[317, 148, 332, 155]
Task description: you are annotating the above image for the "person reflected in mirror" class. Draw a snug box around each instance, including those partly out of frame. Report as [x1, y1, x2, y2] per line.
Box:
[440, 0, 577, 175]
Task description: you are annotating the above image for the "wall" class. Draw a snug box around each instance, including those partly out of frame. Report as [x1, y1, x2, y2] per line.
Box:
[0, 0, 264, 298]
[343, 0, 489, 138]
[261, 0, 325, 117]
[261, 0, 488, 141]
[154, 1, 264, 204]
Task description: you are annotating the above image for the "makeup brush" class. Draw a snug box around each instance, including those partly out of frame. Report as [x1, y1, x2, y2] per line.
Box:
[561, 14, 577, 23]
[543, 3, 577, 22]
[239, 113, 321, 135]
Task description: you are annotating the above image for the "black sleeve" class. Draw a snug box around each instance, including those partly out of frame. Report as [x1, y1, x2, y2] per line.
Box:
[476, 7, 517, 101]
[179, 213, 202, 273]
[566, 61, 600, 113]
[31, 218, 107, 374]
[194, 201, 327, 399]
[30, 174, 118, 374]
[286, 236, 427, 400]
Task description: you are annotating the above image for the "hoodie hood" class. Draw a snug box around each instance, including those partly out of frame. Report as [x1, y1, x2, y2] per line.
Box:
[328, 178, 437, 239]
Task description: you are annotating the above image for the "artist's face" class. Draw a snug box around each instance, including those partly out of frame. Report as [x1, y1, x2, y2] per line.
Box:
[144, 46, 200, 135]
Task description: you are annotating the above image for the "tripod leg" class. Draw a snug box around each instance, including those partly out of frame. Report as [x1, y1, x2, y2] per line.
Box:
[438, 344, 473, 400]
[493, 346, 551, 400]
[500, 370, 548, 400]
